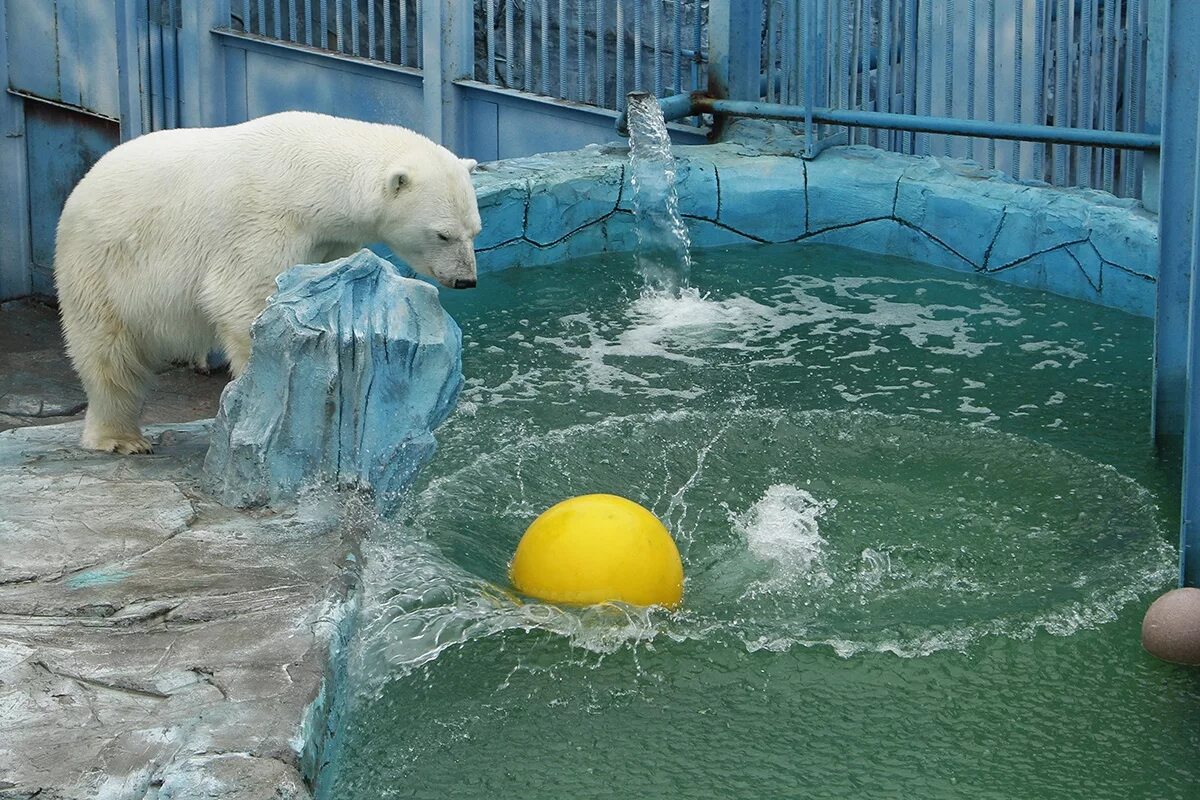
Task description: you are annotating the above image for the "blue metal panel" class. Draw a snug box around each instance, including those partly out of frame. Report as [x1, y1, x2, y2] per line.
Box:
[0, 2, 32, 300]
[23, 101, 120, 295]
[179, 0, 230, 128]
[1153, 0, 1200, 442]
[708, 0, 761, 101]
[223, 34, 424, 128]
[1182, 97, 1200, 587]
[6, 0, 59, 102]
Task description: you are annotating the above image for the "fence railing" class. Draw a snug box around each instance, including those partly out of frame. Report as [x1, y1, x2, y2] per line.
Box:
[759, 0, 1148, 197]
[229, 0, 425, 69]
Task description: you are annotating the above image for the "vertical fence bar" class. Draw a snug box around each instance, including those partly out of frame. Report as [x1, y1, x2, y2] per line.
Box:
[1154, 0, 1200, 443]
[398, 0, 407, 64]
[242, 0, 251, 32]
[505, 0, 513, 86]
[415, 0, 422, 68]
[781, 0, 794, 103]
[577, 0, 585, 100]
[860, 0, 872, 112]
[288, 0, 297, 41]
[349, 0, 359, 55]
[879, 0, 892, 134]
[1079, 0, 1095, 185]
[673, 0, 682, 94]
[541, 0, 550, 94]
[1012, 0, 1024, 176]
[382, 0, 391, 61]
[766, 1, 776, 103]
[486, 0, 496, 84]
[334, 0, 343, 52]
[1031, 0, 1045, 177]
[273, 0, 282, 39]
[598, 1, 606, 105]
[919, 0, 932, 154]
[804, 0, 816, 153]
[901, 0, 915, 152]
[560, 0, 569, 96]
[1101, 0, 1116, 191]
[1054, 0, 1070, 184]
[985, 0, 996, 167]
[652, 0, 663, 96]
[840, 0, 852, 135]
[367, 0, 375, 57]
[258, 0, 267, 35]
[305, 0, 313, 46]
[526, 1, 534, 92]
[162, 0, 178, 129]
[616, 0, 625, 108]
[320, 0, 328, 48]
[1124, 0, 1143, 196]
[943, 0, 954, 155]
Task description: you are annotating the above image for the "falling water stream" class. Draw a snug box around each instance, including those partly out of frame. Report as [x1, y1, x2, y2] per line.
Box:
[625, 91, 693, 294]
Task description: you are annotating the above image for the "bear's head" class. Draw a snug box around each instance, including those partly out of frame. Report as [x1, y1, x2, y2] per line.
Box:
[378, 150, 481, 289]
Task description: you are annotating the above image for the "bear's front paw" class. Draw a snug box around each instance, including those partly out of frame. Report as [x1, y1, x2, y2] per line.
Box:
[82, 433, 154, 455]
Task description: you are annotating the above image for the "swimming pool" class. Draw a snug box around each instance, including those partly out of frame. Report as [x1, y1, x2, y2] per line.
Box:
[317, 243, 1190, 799]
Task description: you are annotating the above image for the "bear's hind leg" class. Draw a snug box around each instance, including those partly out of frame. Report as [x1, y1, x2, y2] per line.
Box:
[73, 328, 155, 455]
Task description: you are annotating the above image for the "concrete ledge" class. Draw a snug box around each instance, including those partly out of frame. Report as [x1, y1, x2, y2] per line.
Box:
[473, 126, 1158, 316]
[0, 421, 356, 800]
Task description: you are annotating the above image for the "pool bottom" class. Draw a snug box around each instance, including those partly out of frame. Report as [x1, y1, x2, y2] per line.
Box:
[321, 245, 1190, 799]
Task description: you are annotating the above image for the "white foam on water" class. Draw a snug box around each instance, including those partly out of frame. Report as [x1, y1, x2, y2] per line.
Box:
[734, 484, 837, 591]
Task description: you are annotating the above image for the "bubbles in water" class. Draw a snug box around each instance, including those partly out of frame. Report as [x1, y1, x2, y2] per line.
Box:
[626, 92, 692, 294]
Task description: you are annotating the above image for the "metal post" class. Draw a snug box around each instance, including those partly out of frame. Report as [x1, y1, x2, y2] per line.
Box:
[0, 1, 32, 300]
[179, 0, 230, 128]
[115, 0, 146, 141]
[1142, 0, 1166, 213]
[423, 0, 472, 151]
[1182, 98, 1200, 587]
[708, 0, 762, 101]
[1153, 0, 1200, 443]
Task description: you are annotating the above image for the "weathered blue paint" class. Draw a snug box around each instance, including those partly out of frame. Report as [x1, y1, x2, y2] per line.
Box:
[0, 3, 32, 300]
[179, 0, 230, 128]
[23, 102, 120, 296]
[1153, 0, 1200, 443]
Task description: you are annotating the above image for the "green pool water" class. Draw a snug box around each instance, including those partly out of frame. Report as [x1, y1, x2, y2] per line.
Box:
[322, 244, 1197, 799]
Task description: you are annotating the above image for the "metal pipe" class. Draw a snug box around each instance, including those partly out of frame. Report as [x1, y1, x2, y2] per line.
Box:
[487, 0, 496, 85]
[506, 0, 514, 86]
[619, 92, 1163, 150]
[1012, 0, 1024, 176]
[1054, 0, 1070, 184]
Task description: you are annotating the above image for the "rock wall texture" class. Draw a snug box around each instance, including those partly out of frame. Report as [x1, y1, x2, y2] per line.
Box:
[472, 121, 1158, 316]
[203, 250, 464, 514]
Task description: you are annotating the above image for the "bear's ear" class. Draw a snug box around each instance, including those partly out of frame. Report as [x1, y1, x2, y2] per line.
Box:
[387, 169, 409, 194]
[461, 158, 478, 173]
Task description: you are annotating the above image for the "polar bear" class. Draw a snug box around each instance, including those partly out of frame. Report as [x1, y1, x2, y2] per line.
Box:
[54, 111, 481, 454]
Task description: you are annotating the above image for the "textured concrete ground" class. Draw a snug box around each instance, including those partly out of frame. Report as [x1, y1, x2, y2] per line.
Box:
[0, 299, 229, 434]
[0, 421, 356, 799]
[0, 302, 355, 799]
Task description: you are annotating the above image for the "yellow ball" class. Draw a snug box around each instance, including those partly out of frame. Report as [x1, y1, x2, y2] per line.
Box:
[509, 494, 684, 608]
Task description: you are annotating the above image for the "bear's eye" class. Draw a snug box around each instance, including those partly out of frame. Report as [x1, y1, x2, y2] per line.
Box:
[437, 232, 452, 242]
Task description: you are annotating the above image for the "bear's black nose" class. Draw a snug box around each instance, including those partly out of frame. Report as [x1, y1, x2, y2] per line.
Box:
[453, 278, 477, 289]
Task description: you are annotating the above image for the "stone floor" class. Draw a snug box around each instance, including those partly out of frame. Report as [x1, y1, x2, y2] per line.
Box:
[0, 299, 229, 433]
[0, 302, 353, 800]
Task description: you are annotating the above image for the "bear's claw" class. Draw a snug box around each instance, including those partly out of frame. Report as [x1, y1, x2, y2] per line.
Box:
[84, 434, 155, 455]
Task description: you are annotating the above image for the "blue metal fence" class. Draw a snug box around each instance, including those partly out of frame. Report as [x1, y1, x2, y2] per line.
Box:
[750, 0, 1149, 197]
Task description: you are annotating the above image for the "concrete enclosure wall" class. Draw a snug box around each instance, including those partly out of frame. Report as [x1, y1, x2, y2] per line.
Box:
[472, 123, 1159, 316]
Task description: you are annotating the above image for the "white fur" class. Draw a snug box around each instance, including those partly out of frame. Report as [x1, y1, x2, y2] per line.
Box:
[54, 111, 481, 454]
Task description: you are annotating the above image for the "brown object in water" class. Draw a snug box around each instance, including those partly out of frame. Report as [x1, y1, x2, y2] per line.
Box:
[1142, 587, 1200, 665]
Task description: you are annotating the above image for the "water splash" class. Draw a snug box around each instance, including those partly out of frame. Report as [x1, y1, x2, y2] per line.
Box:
[626, 92, 692, 294]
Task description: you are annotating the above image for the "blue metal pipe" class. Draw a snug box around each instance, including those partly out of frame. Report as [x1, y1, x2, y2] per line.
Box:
[616, 92, 1162, 152]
